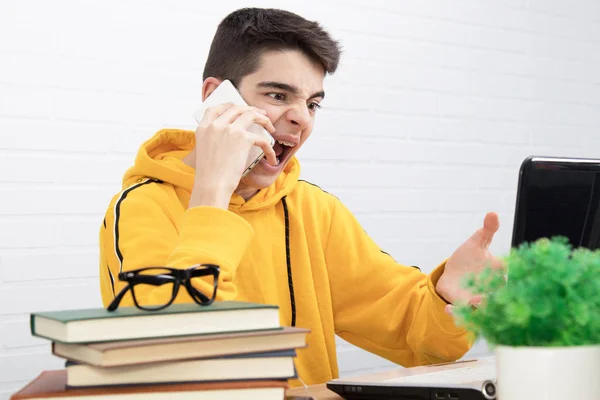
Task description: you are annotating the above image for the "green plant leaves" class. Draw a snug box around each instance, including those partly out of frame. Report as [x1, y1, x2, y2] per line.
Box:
[454, 236, 600, 347]
[505, 302, 531, 326]
[529, 295, 552, 318]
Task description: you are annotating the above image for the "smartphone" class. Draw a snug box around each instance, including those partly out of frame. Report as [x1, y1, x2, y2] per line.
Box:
[193, 79, 275, 177]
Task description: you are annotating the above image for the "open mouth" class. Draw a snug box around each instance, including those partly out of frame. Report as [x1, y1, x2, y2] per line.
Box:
[270, 139, 297, 167]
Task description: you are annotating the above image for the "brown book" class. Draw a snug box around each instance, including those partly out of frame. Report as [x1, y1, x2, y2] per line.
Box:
[64, 350, 297, 387]
[52, 327, 309, 367]
[10, 370, 288, 399]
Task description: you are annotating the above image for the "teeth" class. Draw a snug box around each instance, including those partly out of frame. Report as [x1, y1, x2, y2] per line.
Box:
[277, 140, 296, 147]
[276, 156, 280, 165]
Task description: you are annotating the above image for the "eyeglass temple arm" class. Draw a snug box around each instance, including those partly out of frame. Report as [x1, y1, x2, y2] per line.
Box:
[187, 284, 211, 303]
[107, 284, 131, 311]
[187, 267, 219, 303]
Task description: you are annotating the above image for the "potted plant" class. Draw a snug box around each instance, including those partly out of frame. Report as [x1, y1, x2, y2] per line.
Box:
[455, 236, 600, 400]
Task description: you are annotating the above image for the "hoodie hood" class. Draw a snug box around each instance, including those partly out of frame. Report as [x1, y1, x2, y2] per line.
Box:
[123, 129, 300, 211]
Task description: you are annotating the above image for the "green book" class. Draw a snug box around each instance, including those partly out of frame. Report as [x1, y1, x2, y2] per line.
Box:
[31, 301, 280, 344]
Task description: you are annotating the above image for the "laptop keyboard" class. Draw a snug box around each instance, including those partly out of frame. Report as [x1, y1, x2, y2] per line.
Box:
[384, 363, 496, 385]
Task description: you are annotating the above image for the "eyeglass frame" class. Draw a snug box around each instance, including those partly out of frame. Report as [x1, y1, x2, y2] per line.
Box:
[107, 264, 220, 312]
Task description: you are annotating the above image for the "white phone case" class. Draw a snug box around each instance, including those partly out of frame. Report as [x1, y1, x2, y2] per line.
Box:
[193, 80, 275, 177]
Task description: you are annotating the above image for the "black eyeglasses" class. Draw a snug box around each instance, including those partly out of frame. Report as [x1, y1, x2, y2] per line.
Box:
[107, 264, 220, 311]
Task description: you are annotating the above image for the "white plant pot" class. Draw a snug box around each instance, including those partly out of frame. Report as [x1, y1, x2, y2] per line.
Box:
[495, 344, 600, 400]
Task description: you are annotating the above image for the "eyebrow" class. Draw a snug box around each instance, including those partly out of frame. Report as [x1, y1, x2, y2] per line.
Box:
[256, 81, 325, 100]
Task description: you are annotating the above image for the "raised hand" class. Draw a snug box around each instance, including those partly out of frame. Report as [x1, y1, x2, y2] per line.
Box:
[189, 103, 277, 208]
[435, 212, 504, 315]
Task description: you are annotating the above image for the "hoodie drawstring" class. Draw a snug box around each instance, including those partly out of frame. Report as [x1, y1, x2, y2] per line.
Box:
[281, 196, 296, 327]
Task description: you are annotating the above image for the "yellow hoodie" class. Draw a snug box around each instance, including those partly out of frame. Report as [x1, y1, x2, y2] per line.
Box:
[99, 129, 473, 386]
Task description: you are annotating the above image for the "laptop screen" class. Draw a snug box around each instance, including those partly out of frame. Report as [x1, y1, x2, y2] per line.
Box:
[512, 157, 600, 250]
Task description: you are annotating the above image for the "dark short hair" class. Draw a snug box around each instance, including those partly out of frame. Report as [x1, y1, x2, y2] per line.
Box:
[203, 8, 341, 83]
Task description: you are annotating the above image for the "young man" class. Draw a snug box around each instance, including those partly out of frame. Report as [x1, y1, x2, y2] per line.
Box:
[99, 7, 501, 386]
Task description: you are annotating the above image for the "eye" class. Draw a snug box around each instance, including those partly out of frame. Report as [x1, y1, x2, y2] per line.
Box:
[308, 102, 322, 112]
[267, 92, 286, 101]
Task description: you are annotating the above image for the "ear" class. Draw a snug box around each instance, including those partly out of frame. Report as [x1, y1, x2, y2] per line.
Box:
[202, 77, 223, 101]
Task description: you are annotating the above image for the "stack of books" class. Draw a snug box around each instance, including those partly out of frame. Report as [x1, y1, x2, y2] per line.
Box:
[10, 301, 309, 399]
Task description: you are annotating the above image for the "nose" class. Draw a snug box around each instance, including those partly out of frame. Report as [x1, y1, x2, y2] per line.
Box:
[285, 103, 312, 130]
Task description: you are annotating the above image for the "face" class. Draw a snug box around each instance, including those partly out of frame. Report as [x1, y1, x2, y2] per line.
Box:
[203, 50, 326, 198]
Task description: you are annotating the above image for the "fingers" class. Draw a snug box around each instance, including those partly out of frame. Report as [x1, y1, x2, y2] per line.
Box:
[470, 212, 500, 248]
[197, 102, 277, 166]
[250, 134, 277, 166]
[469, 295, 483, 307]
[228, 107, 276, 166]
[221, 106, 276, 134]
[217, 104, 263, 122]
[481, 212, 500, 245]
[483, 212, 500, 234]
[233, 110, 276, 135]
[444, 294, 484, 316]
[199, 102, 235, 126]
[489, 256, 506, 271]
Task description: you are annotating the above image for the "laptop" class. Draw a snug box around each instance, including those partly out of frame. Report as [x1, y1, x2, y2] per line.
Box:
[511, 156, 600, 250]
[326, 155, 600, 400]
[326, 357, 497, 400]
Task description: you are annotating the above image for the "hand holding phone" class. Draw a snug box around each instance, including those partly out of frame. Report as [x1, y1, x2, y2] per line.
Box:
[193, 80, 276, 177]
[188, 80, 277, 208]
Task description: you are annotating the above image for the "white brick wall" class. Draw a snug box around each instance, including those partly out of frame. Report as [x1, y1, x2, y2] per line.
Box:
[1, 0, 600, 396]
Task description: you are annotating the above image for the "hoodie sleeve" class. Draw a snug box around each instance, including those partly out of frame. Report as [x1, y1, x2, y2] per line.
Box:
[99, 180, 254, 308]
[325, 197, 474, 366]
